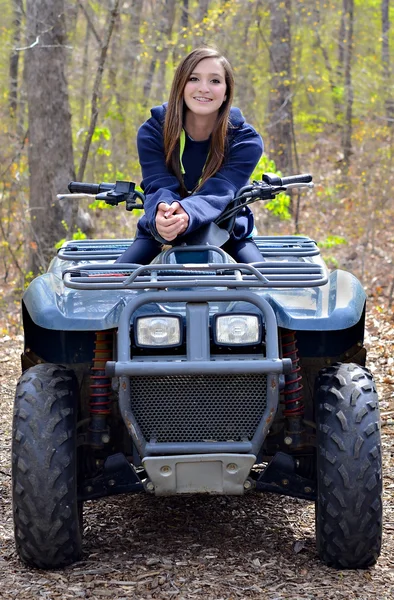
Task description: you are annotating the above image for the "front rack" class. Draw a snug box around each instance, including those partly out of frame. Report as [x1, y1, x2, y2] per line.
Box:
[59, 235, 328, 290]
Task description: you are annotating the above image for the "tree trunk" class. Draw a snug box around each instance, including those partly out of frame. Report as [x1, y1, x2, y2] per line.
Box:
[342, 0, 354, 172]
[312, 3, 342, 124]
[79, 22, 91, 124]
[9, 0, 23, 119]
[143, 0, 176, 101]
[24, 0, 76, 274]
[181, 0, 188, 27]
[123, 0, 144, 80]
[156, 0, 176, 94]
[197, 0, 210, 22]
[267, 0, 294, 176]
[382, 0, 394, 129]
[337, 4, 346, 83]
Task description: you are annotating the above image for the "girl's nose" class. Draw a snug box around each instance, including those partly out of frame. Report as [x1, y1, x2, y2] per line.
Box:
[198, 79, 210, 93]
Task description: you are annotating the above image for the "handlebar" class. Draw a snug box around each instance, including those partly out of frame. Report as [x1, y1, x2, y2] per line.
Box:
[262, 173, 312, 186]
[215, 172, 313, 226]
[60, 172, 313, 221]
[68, 182, 114, 195]
[64, 180, 144, 211]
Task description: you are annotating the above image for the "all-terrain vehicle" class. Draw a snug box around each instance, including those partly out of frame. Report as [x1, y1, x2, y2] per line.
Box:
[12, 174, 382, 570]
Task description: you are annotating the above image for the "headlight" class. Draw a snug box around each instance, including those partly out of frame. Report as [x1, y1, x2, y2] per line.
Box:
[214, 314, 261, 345]
[135, 315, 182, 347]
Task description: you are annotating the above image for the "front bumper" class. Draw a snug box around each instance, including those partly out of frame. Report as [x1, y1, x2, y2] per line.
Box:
[106, 290, 291, 460]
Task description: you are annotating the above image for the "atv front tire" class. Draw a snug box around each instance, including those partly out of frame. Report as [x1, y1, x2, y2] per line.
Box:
[12, 364, 83, 569]
[315, 363, 382, 569]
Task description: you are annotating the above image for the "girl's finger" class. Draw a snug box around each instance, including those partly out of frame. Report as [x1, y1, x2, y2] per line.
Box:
[165, 202, 180, 217]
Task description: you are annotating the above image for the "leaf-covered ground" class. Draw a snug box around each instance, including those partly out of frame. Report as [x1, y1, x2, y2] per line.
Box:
[0, 307, 393, 600]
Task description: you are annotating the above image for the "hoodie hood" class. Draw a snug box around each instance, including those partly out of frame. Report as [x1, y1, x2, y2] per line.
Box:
[150, 102, 245, 129]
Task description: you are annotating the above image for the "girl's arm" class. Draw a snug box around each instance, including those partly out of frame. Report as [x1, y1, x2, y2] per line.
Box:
[178, 126, 263, 235]
[137, 119, 182, 235]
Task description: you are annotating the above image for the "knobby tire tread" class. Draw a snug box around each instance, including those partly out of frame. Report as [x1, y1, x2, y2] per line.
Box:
[12, 364, 82, 569]
[315, 362, 382, 569]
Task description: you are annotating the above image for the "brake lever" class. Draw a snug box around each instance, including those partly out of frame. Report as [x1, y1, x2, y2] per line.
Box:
[96, 181, 144, 210]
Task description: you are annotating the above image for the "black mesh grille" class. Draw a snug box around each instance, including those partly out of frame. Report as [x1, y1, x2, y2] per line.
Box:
[130, 374, 267, 443]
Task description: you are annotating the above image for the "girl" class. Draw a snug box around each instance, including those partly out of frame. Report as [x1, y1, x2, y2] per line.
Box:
[116, 47, 264, 264]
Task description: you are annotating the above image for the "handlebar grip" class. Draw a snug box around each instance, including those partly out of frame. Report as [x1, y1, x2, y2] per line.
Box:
[68, 182, 100, 194]
[280, 173, 312, 185]
[68, 181, 114, 194]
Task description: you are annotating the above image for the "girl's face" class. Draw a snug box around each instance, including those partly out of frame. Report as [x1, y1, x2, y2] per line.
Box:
[183, 57, 227, 117]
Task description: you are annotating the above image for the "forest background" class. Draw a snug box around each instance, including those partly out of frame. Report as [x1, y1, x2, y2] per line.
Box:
[0, 0, 393, 334]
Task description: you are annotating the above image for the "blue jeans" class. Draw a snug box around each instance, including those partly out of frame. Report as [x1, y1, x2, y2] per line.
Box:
[115, 236, 263, 264]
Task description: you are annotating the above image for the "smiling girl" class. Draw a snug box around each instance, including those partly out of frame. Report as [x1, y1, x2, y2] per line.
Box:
[116, 47, 264, 264]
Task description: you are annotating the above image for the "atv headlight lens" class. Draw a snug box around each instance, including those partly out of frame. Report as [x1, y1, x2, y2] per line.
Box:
[135, 316, 181, 347]
[214, 314, 261, 345]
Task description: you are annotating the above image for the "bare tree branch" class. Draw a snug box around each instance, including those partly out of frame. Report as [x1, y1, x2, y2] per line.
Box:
[77, 0, 122, 182]
[0, 192, 25, 277]
[78, 0, 101, 45]
[0, 130, 28, 181]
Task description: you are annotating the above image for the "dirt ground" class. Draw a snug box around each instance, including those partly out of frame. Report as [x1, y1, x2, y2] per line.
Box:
[1, 313, 394, 600]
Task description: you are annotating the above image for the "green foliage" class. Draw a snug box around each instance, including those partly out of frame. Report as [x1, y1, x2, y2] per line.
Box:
[318, 235, 347, 249]
[1, 0, 394, 288]
[55, 229, 87, 250]
[295, 111, 328, 134]
[88, 199, 114, 210]
[250, 155, 291, 221]
[323, 255, 340, 269]
[265, 194, 291, 220]
[92, 126, 111, 143]
[23, 270, 35, 289]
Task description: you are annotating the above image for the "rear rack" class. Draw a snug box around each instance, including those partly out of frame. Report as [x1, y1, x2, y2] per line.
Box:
[254, 236, 320, 256]
[57, 238, 134, 261]
[57, 235, 320, 261]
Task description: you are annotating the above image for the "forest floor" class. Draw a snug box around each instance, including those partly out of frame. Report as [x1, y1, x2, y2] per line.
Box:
[1, 189, 394, 598]
[0, 314, 394, 599]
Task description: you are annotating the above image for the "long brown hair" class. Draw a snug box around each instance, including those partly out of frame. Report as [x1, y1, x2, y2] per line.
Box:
[163, 47, 235, 197]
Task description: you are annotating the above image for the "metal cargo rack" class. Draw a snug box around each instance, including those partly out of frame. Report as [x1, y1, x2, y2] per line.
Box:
[61, 238, 328, 291]
[57, 235, 320, 261]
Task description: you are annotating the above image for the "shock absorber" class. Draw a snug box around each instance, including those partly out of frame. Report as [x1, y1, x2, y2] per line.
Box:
[89, 331, 113, 448]
[281, 330, 305, 449]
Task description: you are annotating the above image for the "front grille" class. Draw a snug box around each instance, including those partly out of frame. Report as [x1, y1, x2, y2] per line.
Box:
[130, 374, 267, 443]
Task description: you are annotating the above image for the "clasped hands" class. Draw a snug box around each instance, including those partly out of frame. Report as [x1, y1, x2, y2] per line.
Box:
[156, 202, 189, 241]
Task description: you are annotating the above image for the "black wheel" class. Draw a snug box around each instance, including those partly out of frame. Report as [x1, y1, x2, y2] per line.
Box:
[315, 363, 382, 569]
[12, 364, 83, 569]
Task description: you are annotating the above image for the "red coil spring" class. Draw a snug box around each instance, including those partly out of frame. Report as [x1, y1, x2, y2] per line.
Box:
[90, 332, 113, 415]
[281, 330, 304, 417]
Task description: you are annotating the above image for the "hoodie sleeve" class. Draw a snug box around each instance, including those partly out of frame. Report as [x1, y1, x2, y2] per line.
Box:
[137, 117, 182, 238]
[178, 125, 263, 235]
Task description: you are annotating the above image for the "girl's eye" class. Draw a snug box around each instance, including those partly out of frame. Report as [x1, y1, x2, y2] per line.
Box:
[189, 77, 198, 82]
[211, 79, 221, 84]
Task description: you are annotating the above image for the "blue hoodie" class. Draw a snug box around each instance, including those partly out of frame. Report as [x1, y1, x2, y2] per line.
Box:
[136, 103, 263, 242]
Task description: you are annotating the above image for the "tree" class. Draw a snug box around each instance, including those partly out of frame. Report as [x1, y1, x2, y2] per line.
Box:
[267, 0, 294, 175]
[341, 0, 354, 173]
[143, 0, 177, 102]
[24, 0, 76, 273]
[9, 0, 23, 120]
[382, 0, 394, 131]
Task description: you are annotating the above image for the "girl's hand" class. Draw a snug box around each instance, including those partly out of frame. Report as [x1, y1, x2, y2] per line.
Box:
[156, 202, 189, 241]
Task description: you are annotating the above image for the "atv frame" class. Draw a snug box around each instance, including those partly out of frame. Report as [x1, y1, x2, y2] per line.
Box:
[12, 175, 382, 570]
